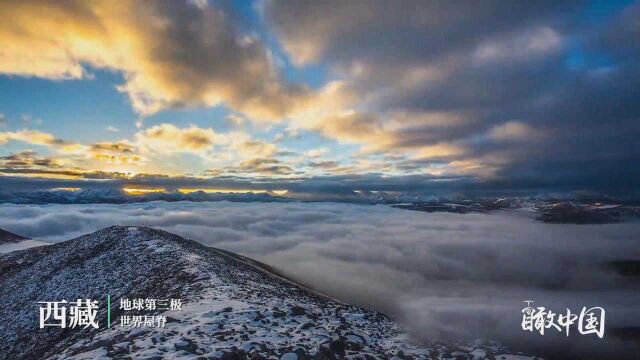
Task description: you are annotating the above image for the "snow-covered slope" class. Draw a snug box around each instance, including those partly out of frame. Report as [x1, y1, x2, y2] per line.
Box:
[0, 226, 537, 359]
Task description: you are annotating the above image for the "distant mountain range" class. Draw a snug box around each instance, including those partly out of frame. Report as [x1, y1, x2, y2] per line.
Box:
[394, 199, 640, 224]
[0, 226, 536, 359]
[0, 188, 635, 204]
[0, 188, 288, 205]
[1, 188, 639, 224]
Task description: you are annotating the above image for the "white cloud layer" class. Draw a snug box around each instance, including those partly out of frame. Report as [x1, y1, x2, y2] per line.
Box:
[1, 201, 638, 357]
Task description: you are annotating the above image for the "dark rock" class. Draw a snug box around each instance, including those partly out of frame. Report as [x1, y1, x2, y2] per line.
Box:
[291, 306, 306, 316]
[329, 338, 345, 357]
[175, 338, 198, 354]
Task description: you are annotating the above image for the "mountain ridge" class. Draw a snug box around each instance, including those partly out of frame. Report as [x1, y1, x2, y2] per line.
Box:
[0, 225, 535, 359]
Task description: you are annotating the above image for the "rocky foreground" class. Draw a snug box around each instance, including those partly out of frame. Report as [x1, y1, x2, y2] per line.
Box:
[0, 226, 538, 359]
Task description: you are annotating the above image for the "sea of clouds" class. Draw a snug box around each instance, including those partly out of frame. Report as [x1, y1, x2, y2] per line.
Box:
[1, 201, 638, 358]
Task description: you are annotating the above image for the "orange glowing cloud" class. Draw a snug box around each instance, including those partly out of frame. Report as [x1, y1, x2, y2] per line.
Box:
[0, 0, 309, 119]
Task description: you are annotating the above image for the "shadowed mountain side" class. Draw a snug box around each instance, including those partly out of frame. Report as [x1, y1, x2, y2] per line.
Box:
[0, 228, 28, 244]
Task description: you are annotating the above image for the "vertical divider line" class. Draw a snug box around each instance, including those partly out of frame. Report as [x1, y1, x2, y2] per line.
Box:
[107, 294, 111, 328]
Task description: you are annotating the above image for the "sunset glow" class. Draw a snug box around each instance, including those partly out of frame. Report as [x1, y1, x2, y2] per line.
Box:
[0, 0, 637, 195]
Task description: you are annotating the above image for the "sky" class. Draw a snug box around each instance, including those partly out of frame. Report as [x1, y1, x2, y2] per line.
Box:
[0, 0, 638, 195]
